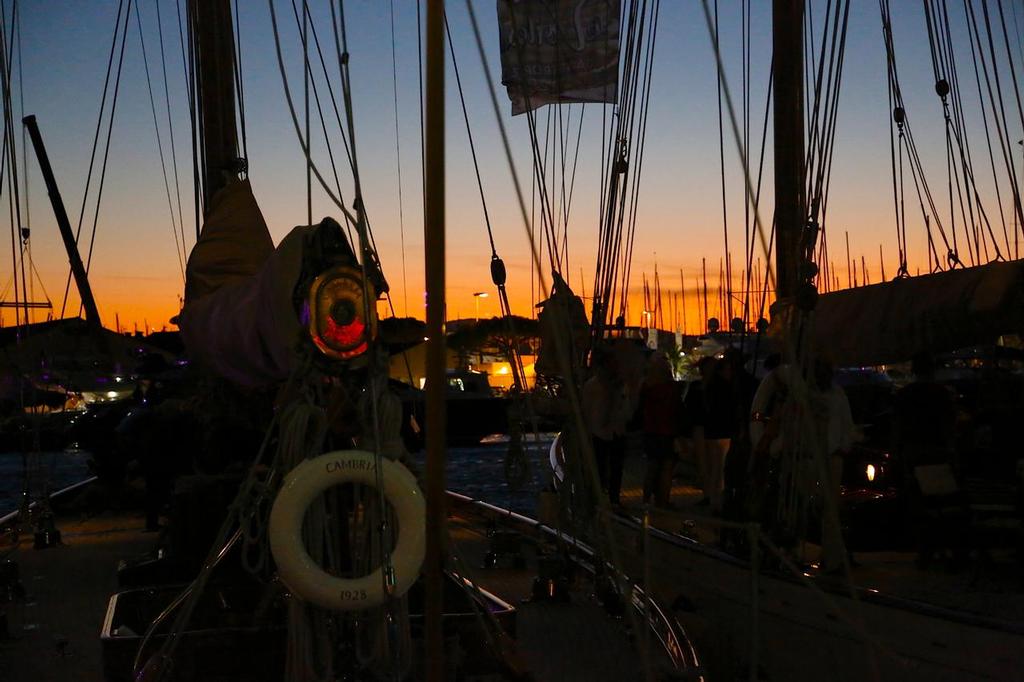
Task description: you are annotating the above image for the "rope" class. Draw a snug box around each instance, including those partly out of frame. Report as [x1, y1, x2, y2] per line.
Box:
[266, 0, 357, 226]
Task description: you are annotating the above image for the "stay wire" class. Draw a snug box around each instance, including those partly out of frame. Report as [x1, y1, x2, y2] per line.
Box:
[966, 0, 1024, 249]
[266, 0, 357, 226]
[389, 0, 408, 317]
[81, 0, 134, 288]
[177, 0, 202, 233]
[0, 0, 26, 327]
[135, 2, 187, 282]
[59, 0, 126, 318]
[155, 0, 189, 263]
[444, 18, 499, 264]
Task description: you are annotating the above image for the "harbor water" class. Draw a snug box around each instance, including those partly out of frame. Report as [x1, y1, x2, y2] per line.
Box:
[0, 437, 555, 518]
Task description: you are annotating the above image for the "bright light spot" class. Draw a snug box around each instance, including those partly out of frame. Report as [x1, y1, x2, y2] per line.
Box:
[866, 464, 876, 482]
[114, 376, 123, 383]
[497, 366, 510, 375]
[106, 391, 118, 399]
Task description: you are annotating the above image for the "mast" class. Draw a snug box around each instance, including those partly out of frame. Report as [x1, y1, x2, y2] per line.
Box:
[423, 1, 446, 680]
[191, 0, 239, 214]
[772, 0, 805, 299]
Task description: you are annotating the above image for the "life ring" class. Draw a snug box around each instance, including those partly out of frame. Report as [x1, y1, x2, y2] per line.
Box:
[269, 450, 425, 611]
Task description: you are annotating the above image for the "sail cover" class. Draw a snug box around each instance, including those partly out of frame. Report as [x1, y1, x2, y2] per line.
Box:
[497, 0, 619, 115]
[179, 180, 308, 387]
[774, 260, 1024, 367]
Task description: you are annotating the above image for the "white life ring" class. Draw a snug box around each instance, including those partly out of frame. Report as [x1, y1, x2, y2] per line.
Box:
[268, 450, 425, 611]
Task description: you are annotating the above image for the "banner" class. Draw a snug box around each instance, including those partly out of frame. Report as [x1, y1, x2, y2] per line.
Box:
[497, 0, 620, 115]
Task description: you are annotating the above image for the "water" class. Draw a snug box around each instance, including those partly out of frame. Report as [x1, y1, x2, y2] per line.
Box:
[0, 438, 556, 519]
[411, 436, 555, 516]
[0, 450, 93, 517]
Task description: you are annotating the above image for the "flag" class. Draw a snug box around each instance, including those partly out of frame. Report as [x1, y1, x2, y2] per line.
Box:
[497, 0, 620, 115]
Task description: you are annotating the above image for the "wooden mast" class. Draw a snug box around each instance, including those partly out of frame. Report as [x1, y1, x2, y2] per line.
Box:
[423, 1, 446, 680]
[191, 0, 239, 215]
[772, 0, 805, 300]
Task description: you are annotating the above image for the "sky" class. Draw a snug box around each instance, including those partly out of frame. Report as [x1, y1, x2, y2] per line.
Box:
[6, 0, 1024, 332]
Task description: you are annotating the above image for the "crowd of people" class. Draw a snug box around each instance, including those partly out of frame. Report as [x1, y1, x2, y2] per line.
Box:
[581, 341, 859, 569]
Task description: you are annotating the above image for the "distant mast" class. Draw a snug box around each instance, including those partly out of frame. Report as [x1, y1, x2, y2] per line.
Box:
[772, 0, 805, 300]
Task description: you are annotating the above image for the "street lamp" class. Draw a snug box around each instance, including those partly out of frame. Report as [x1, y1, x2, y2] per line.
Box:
[472, 292, 489, 321]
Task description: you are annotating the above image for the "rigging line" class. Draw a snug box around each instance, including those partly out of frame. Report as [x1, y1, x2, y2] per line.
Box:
[606, 0, 649, 323]
[24, 248, 50, 304]
[266, 0, 357, 227]
[965, 0, 1011, 255]
[444, 12, 496, 256]
[59, 0, 125, 318]
[810, 0, 849, 220]
[155, 0, 188, 266]
[995, 1, 1024, 143]
[282, 4, 356, 248]
[1, 0, 26, 327]
[302, 0, 310, 227]
[188, 0, 208, 220]
[879, 1, 954, 257]
[560, 105, 586, 269]
[699, 0, 774, 292]
[618, 0, 660, 324]
[465, 6, 659, 669]
[742, 0, 750, 314]
[803, 0, 834, 215]
[0, 30, 15, 327]
[445, 16, 536, 422]
[135, 3, 187, 283]
[966, 0, 1024, 242]
[713, 0, 731, 323]
[15, 1, 24, 238]
[743, 59, 773, 322]
[81, 0, 134, 286]
[389, 0, 408, 317]
[499, 5, 560, 275]
[416, 0, 427, 296]
[231, 0, 247, 165]
[936, 0, 988, 263]
[176, 0, 201, 236]
[330, 0, 387, 276]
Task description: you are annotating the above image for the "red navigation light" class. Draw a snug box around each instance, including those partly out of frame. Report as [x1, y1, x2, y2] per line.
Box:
[307, 266, 376, 360]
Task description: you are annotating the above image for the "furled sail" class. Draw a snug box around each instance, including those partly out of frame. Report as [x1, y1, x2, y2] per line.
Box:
[497, 0, 620, 115]
[772, 260, 1024, 367]
[178, 180, 308, 386]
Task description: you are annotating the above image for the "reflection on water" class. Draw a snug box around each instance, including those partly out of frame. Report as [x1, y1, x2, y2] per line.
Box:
[0, 438, 556, 518]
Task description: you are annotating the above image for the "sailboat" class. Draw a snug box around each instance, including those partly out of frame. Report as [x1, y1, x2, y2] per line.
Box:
[1, 1, 699, 681]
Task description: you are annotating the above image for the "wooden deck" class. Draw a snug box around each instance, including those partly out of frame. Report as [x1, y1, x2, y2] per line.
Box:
[0, 488, 685, 682]
[1, 511, 152, 682]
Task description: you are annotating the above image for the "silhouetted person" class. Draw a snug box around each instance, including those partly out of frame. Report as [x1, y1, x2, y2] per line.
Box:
[639, 352, 681, 507]
[692, 356, 736, 513]
[583, 348, 632, 506]
[895, 351, 964, 566]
